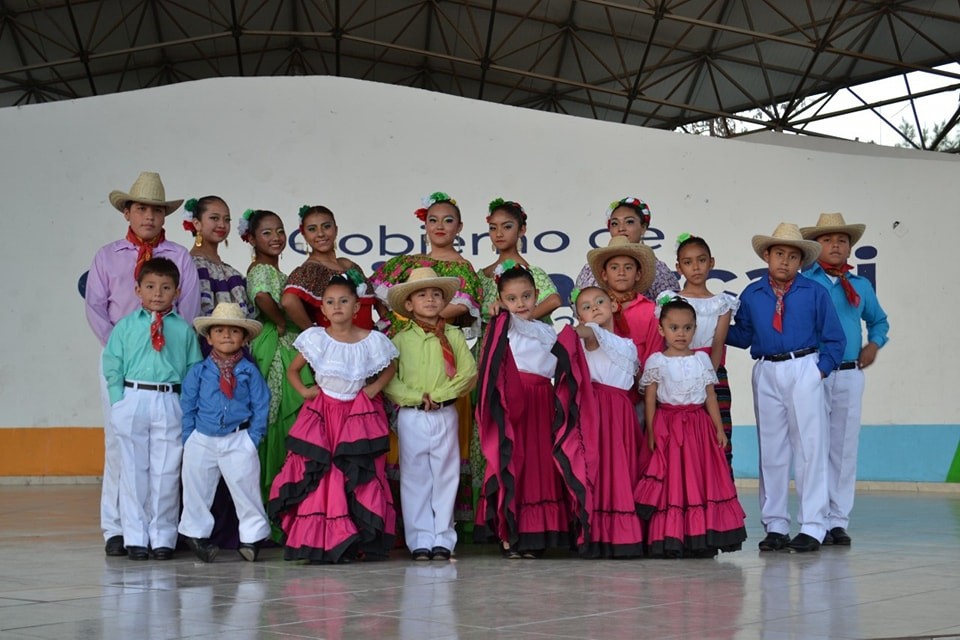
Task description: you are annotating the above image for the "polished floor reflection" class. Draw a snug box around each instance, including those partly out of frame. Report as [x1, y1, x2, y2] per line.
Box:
[1, 484, 959, 639]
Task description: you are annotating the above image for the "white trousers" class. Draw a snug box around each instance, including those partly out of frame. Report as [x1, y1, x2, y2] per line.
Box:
[823, 367, 865, 529]
[99, 354, 122, 540]
[111, 386, 183, 549]
[179, 430, 270, 544]
[397, 406, 460, 552]
[752, 354, 829, 540]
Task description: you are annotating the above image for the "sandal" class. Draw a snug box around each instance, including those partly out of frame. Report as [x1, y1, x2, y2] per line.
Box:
[501, 543, 521, 560]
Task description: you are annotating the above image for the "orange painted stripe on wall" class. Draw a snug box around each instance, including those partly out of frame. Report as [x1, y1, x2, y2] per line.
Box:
[0, 428, 104, 476]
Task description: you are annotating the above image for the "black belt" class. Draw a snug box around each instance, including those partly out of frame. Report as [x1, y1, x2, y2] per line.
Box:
[124, 381, 181, 393]
[412, 398, 457, 411]
[836, 361, 859, 371]
[760, 347, 817, 362]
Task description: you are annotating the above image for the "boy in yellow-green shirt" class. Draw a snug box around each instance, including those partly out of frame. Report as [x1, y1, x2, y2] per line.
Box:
[384, 267, 477, 561]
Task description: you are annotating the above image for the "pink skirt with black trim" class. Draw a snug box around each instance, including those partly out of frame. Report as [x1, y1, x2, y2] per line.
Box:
[268, 390, 395, 563]
[635, 403, 746, 557]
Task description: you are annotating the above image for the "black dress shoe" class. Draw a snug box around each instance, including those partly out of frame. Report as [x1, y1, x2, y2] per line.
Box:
[105, 535, 127, 557]
[822, 530, 834, 545]
[788, 533, 821, 553]
[430, 546, 451, 561]
[758, 532, 791, 551]
[186, 537, 219, 563]
[411, 548, 432, 561]
[828, 527, 852, 546]
[127, 545, 149, 561]
[152, 547, 175, 561]
[238, 542, 259, 562]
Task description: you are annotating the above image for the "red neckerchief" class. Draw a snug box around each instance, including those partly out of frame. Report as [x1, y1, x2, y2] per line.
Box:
[210, 350, 244, 399]
[414, 318, 457, 378]
[149, 309, 171, 351]
[768, 276, 794, 333]
[819, 261, 861, 307]
[126, 227, 166, 279]
[610, 290, 638, 337]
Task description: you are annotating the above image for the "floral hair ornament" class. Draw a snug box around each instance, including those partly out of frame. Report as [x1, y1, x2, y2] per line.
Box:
[675, 232, 693, 250]
[604, 196, 651, 225]
[342, 268, 368, 297]
[654, 292, 682, 319]
[415, 191, 456, 221]
[487, 197, 527, 224]
[238, 209, 255, 241]
[492, 258, 530, 283]
[182, 197, 199, 232]
[569, 287, 582, 306]
[297, 205, 311, 220]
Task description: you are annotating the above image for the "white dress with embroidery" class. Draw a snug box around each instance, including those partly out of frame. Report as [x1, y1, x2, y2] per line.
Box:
[583, 323, 639, 390]
[639, 352, 718, 405]
[293, 328, 398, 400]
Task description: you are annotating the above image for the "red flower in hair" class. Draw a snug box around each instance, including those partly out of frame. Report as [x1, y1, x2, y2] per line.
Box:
[414, 207, 428, 222]
[182, 220, 196, 233]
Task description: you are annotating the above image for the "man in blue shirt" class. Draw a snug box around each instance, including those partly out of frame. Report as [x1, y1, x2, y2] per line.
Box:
[179, 303, 271, 563]
[727, 223, 845, 553]
[802, 213, 890, 547]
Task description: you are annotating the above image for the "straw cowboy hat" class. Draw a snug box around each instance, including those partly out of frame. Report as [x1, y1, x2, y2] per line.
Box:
[386, 267, 461, 313]
[752, 222, 822, 269]
[587, 235, 657, 294]
[800, 212, 866, 246]
[108, 171, 183, 215]
[194, 303, 262, 339]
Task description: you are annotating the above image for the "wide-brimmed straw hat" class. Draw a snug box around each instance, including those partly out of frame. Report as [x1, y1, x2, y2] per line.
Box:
[752, 222, 822, 268]
[587, 236, 657, 294]
[800, 212, 866, 246]
[108, 172, 183, 216]
[386, 267, 461, 313]
[194, 303, 262, 339]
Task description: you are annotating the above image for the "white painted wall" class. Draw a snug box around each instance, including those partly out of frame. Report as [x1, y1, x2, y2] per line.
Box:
[1, 76, 956, 429]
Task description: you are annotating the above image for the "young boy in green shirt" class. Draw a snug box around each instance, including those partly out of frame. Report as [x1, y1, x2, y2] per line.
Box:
[384, 267, 477, 561]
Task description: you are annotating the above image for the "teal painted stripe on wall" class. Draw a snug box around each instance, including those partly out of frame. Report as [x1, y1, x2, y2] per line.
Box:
[731, 424, 960, 482]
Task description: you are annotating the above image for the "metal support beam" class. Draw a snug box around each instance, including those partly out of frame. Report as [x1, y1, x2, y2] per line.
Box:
[477, 0, 498, 99]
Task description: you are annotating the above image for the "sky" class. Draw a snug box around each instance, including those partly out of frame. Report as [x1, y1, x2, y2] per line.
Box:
[768, 63, 960, 148]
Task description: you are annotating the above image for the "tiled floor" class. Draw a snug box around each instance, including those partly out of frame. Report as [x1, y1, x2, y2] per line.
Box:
[1, 485, 959, 639]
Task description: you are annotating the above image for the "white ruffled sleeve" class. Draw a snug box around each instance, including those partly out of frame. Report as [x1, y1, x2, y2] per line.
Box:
[695, 351, 719, 387]
[587, 322, 638, 378]
[716, 292, 739, 316]
[638, 352, 664, 389]
[510, 314, 557, 348]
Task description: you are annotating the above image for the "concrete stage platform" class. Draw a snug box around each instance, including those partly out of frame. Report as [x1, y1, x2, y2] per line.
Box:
[1, 484, 958, 639]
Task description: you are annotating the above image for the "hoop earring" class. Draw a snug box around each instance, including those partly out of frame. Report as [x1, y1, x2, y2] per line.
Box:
[194, 235, 203, 248]
[223, 238, 229, 248]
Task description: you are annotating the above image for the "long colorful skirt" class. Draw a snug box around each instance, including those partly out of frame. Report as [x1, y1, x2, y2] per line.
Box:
[268, 390, 395, 563]
[635, 403, 746, 558]
[715, 365, 734, 474]
[477, 372, 571, 551]
[581, 384, 645, 558]
[251, 322, 313, 541]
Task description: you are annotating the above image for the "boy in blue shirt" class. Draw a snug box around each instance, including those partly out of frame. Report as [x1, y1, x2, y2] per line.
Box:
[727, 223, 845, 553]
[103, 257, 203, 560]
[801, 213, 889, 546]
[180, 303, 271, 562]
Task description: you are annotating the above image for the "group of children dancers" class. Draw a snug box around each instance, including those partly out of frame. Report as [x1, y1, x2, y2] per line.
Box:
[85, 172, 888, 563]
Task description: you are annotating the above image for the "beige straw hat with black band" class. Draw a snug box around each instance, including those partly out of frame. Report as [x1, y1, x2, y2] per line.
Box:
[800, 212, 866, 246]
[751, 222, 822, 269]
[587, 236, 657, 294]
[109, 172, 184, 216]
[194, 303, 262, 339]
[386, 267, 461, 313]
